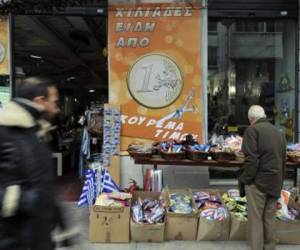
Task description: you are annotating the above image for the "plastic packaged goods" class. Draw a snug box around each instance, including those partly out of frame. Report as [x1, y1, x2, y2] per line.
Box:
[190, 144, 210, 152]
[132, 198, 165, 224]
[222, 190, 247, 221]
[276, 190, 300, 221]
[169, 193, 193, 214]
[95, 192, 131, 208]
[194, 191, 228, 221]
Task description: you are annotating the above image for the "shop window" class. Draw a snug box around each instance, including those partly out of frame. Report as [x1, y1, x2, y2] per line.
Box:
[208, 46, 217, 68]
[0, 75, 10, 108]
[207, 19, 296, 143]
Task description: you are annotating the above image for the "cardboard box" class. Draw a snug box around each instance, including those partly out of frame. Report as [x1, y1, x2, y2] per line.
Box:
[130, 220, 164, 242]
[130, 191, 165, 242]
[275, 219, 300, 244]
[165, 188, 198, 241]
[195, 189, 230, 241]
[89, 205, 130, 243]
[228, 215, 247, 241]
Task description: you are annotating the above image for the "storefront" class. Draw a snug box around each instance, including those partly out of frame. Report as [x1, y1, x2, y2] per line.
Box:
[1, 0, 300, 245]
[0, 0, 299, 184]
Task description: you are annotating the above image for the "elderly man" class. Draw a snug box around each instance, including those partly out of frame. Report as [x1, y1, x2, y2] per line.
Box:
[239, 105, 286, 250]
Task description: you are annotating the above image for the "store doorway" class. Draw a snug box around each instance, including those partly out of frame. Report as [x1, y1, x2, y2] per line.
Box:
[13, 15, 108, 200]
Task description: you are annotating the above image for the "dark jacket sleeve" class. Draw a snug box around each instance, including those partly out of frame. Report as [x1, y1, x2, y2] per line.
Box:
[239, 127, 260, 184]
[0, 141, 41, 217]
[0, 142, 24, 217]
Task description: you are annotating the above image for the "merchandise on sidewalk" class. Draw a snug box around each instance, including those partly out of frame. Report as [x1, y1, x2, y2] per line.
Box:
[276, 190, 299, 221]
[132, 197, 165, 224]
[222, 189, 247, 241]
[275, 189, 300, 244]
[169, 192, 194, 214]
[222, 189, 247, 221]
[130, 191, 166, 242]
[102, 106, 121, 167]
[196, 190, 230, 241]
[194, 191, 228, 221]
[95, 191, 132, 208]
[144, 169, 163, 192]
[165, 189, 198, 241]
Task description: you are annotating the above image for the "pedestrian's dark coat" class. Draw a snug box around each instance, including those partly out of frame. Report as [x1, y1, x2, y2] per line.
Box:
[0, 99, 55, 250]
[239, 118, 286, 198]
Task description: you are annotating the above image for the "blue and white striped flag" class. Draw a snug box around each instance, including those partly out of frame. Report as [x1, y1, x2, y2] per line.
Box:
[78, 168, 120, 207]
[101, 168, 120, 193]
[78, 169, 96, 207]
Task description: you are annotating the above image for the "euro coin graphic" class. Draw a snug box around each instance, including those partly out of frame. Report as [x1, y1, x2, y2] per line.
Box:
[127, 54, 183, 109]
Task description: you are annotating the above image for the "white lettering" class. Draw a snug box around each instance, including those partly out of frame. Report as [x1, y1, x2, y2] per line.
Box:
[162, 131, 170, 139]
[115, 23, 123, 32]
[184, 7, 193, 16]
[134, 7, 143, 17]
[127, 37, 138, 48]
[125, 23, 132, 32]
[128, 116, 138, 125]
[174, 7, 182, 17]
[169, 131, 181, 140]
[140, 37, 150, 48]
[146, 119, 156, 127]
[126, 8, 132, 17]
[145, 22, 156, 32]
[116, 8, 124, 17]
[175, 122, 184, 131]
[116, 37, 125, 48]
[152, 7, 161, 17]
[133, 22, 143, 32]
[155, 129, 164, 137]
[144, 8, 150, 17]
[121, 115, 128, 124]
[137, 116, 146, 125]
[164, 121, 176, 130]
[163, 7, 173, 17]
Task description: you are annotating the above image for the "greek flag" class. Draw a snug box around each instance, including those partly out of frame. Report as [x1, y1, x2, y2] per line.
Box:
[78, 169, 96, 207]
[101, 168, 120, 193]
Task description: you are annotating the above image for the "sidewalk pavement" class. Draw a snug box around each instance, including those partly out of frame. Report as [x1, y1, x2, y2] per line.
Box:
[58, 202, 300, 250]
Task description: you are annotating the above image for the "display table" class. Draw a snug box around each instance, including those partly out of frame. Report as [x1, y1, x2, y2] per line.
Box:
[132, 155, 300, 187]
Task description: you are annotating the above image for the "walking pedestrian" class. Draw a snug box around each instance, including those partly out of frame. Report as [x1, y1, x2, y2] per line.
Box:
[0, 77, 60, 250]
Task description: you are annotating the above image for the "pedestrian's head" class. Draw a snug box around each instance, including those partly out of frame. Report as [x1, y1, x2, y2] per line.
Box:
[17, 77, 60, 117]
[248, 105, 266, 125]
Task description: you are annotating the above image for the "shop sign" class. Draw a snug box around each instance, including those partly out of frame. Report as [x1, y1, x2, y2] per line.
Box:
[0, 16, 8, 75]
[108, 2, 206, 148]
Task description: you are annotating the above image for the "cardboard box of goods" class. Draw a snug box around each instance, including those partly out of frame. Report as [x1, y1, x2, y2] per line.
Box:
[130, 191, 165, 242]
[89, 195, 131, 243]
[194, 189, 230, 241]
[165, 188, 198, 241]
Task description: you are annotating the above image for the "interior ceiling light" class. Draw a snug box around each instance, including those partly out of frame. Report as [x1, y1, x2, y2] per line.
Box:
[30, 54, 42, 59]
[89, 89, 95, 93]
[66, 76, 76, 81]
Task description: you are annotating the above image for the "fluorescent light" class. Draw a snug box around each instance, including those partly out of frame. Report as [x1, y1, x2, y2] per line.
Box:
[89, 89, 95, 93]
[66, 76, 76, 81]
[30, 55, 42, 59]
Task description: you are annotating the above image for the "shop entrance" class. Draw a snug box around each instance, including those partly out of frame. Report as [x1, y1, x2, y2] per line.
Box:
[13, 15, 108, 200]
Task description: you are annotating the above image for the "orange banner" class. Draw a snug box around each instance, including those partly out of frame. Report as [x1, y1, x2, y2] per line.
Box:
[0, 17, 9, 75]
[108, 3, 204, 148]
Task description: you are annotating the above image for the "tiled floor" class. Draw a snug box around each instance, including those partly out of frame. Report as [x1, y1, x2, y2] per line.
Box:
[58, 202, 300, 250]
